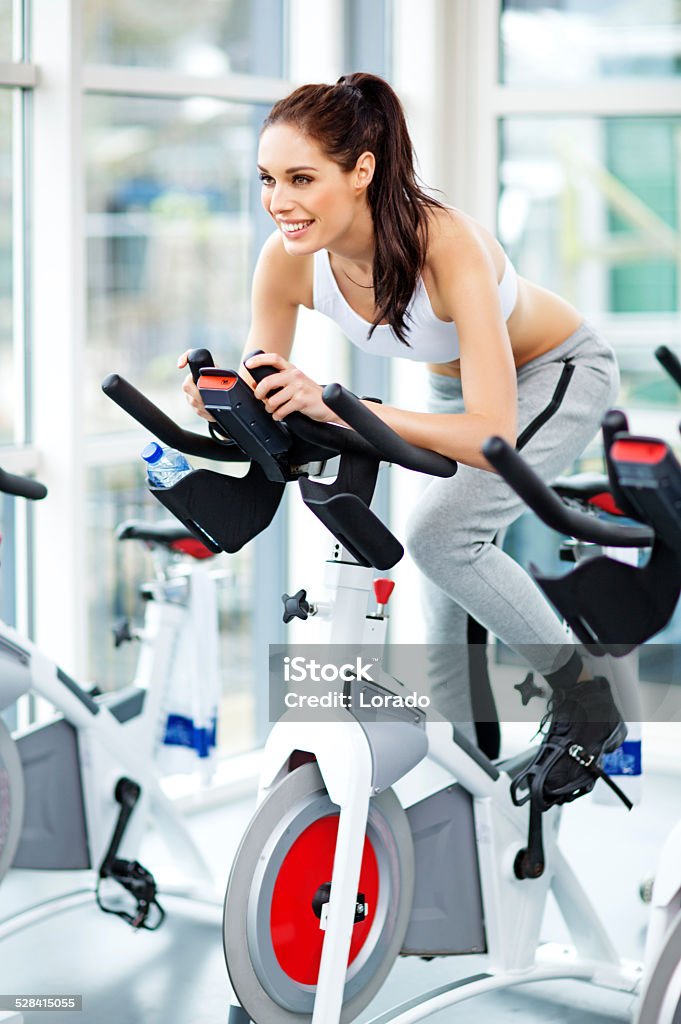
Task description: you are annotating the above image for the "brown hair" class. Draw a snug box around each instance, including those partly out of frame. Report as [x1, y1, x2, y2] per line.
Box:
[262, 72, 444, 345]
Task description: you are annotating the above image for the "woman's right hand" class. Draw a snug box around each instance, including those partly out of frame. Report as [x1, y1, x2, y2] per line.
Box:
[177, 350, 217, 422]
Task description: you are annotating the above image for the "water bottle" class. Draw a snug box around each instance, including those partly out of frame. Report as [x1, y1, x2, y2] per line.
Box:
[142, 442, 193, 488]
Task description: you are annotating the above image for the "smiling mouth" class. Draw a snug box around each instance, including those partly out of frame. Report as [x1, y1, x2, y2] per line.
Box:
[280, 220, 314, 236]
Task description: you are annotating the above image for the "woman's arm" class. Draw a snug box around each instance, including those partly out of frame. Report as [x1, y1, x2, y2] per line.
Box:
[240, 230, 304, 374]
[178, 231, 305, 419]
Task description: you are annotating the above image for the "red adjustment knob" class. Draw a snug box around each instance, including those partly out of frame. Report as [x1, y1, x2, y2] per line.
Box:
[373, 579, 395, 605]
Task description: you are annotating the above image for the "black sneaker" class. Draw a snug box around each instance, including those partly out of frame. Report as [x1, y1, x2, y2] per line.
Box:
[511, 676, 627, 811]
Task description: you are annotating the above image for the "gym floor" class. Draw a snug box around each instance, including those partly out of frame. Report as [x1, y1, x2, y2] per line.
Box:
[1, 766, 679, 1024]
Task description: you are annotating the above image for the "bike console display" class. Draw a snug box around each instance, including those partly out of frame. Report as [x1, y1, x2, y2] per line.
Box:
[610, 436, 681, 553]
[197, 368, 293, 483]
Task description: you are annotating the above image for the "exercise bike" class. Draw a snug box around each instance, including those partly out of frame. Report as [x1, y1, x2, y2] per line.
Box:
[102, 353, 670, 1024]
[0, 469, 220, 944]
[484, 409, 681, 1024]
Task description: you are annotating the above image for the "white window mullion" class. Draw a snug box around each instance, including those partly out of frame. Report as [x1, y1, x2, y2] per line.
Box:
[0, 62, 38, 86]
[494, 83, 681, 118]
[287, 0, 343, 83]
[11, 87, 26, 447]
[467, 0, 501, 230]
[31, 0, 86, 674]
[82, 64, 292, 103]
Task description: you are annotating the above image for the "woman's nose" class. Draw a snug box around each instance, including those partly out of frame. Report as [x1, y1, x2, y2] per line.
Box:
[270, 182, 294, 215]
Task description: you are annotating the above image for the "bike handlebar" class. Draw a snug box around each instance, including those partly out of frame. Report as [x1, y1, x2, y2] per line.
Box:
[322, 383, 458, 478]
[101, 373, 247, 462]
[104, 348, 458, 478]
[242, 349, 457, 475]
[0, 468, 47, 501]
[482, 436, 653, 547]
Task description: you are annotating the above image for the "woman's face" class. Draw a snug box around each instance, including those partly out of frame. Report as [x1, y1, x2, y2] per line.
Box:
[257, 124, 369, 253]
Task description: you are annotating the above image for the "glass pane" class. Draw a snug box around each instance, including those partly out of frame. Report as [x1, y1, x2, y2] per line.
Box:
[84, 0, 284, 77]
[501, 1, 681, 86]
[0, 1, 13, 61]
[87, 461, 256, 756]
[0, 90, 14, 444]
[0, 491, 15, 628]
[499, 116, 681, 410]
[85, 93, 267, 434]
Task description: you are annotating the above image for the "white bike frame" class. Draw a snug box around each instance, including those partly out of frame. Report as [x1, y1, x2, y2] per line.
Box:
[0, 542, 224, 940]
[229, 551, 646, 1024]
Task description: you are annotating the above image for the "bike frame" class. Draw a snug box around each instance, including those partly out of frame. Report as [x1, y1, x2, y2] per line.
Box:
[230, 550, 643, 1024]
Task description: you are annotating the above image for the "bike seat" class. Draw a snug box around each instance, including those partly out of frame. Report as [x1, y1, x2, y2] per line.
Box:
[551, 473, 624, 516]
[115, 519, 215, 559]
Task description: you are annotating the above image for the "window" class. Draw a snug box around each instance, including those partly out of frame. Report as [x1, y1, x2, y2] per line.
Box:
[499, 115, 681, 410]
[492, 0, 681, 674]
[84, 0, 285, 77]
[0, 89, 15, 444]
[85, 95, 269, 434]
[80, 2, 288, 756]
[0, 492, 15, 627]
[0, 1, 13, 61]
[0, 0, 34, 641]
[501, 0, 681, 86]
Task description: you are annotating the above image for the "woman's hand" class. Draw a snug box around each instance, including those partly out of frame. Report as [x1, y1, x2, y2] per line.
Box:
[244, 352, 334, 423]
[177, 350, 216, 422]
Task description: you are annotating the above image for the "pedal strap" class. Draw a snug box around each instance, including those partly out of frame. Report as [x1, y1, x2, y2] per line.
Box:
[511, 739, 633, 880]
[567, 744, 634, 810]
[96, 858, 166, 930]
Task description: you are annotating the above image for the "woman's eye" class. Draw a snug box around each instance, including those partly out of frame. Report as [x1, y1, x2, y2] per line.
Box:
[259, 174, 274, 185]
[293, 176, 312, 185]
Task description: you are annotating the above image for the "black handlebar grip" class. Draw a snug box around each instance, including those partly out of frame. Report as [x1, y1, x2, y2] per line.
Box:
[101, 373, 246, 463]
[482, 435, 652, 547]
[322, 382, 458, 478]
[187, 348, 215, 384]
[243, 349, 283, 391]
[655, 345, 681, 392]
[0, 468, 47, 501]
[601, 410, 639, 521]
[602, 409, 629, 447]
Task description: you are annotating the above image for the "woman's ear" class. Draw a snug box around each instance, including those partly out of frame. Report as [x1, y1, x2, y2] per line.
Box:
[354, 151, 375, 192]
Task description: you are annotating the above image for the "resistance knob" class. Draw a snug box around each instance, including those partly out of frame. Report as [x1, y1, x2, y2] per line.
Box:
[282, 589, 311, 623]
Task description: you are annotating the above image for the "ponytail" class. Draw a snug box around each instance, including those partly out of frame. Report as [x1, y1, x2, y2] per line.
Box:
[262, 72, 444, 345]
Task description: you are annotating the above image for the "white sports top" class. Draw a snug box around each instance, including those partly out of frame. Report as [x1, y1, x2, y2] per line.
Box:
[312, 248, 518, 363]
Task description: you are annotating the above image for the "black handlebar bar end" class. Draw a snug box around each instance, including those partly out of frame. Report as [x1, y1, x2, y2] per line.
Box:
[602, 408, 629, 436]
[481, 436, 506, 462]
[243, 349, 265, 366]
[187, 349, 215, 384]
[101, 372, 121, 395]
[0, 468, 47, 501]
[323, 382, 342, 405]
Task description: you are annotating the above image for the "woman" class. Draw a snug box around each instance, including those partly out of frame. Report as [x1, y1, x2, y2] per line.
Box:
[179, 72, 625, 811]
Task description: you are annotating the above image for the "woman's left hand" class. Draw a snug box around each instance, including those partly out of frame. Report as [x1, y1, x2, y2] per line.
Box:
[244, 352, 334, 423]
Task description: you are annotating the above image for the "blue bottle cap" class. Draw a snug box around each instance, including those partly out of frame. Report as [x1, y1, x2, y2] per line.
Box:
[141, 441, 163, 464]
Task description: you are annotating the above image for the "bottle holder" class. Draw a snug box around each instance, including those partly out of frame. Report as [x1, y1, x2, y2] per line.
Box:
[150, 449, 404, 570]
[150, 464, 285, 554]
[533, 537, 681, 654]
[298, 452, 403, 570]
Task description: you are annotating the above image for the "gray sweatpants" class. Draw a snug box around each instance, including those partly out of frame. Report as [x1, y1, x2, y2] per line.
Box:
[405, 322, 620, 728]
